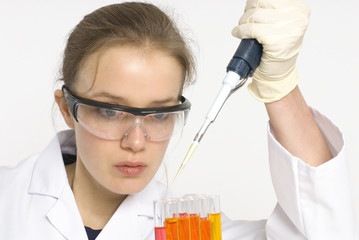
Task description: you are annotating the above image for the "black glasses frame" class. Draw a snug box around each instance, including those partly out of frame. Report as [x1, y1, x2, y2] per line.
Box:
[62, 85, 191, 122]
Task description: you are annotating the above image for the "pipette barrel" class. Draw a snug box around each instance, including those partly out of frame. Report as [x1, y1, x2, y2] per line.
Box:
[206, 71, 240, 122]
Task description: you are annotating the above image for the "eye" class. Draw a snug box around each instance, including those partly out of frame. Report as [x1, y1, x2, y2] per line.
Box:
[98, 108, 119, 118]
[153, 113, 168, 120]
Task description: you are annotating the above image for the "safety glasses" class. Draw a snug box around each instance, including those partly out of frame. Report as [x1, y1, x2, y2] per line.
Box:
[62, 86, 191, 141]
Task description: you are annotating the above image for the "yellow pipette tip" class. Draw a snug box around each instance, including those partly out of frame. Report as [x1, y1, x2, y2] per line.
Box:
[171, 141, 199, 185]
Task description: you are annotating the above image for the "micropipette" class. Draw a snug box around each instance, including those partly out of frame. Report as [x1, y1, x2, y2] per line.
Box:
[172, 39, 263, 184]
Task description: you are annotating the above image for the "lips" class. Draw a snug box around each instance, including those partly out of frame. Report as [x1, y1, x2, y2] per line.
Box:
[114, 162, 147, 177]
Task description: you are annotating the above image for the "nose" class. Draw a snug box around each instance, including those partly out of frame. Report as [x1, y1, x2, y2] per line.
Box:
[120, 123, 147, 152]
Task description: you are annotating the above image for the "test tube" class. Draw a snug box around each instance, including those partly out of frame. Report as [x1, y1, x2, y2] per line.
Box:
[154, 200, 166, 240]
[177, 198, 190, 240]
[186, 196, 200, 240]
[207, 195, 222, 240]
[165, 199, 179, 240]
[198, 195, 211, 240]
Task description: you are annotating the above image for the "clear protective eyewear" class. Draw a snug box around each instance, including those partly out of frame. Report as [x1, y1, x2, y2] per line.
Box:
[62, 86, 191, 142]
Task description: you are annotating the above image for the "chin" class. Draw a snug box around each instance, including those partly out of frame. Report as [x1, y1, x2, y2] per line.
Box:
[108, 178, 150, 195]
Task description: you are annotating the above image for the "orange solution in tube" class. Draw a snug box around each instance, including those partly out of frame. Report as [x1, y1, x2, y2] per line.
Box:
[199, 218, 211, 240]
[209, 213, 222, 240]
[189, 215, 200, 240]
[179, 213, 188, 218]
[165, 218, 179, 240]
[155, 226, 166, 240]
[178, 216, 190, 240]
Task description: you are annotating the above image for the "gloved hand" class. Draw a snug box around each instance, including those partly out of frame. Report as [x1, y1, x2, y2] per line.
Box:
[232, 0, 311, 103]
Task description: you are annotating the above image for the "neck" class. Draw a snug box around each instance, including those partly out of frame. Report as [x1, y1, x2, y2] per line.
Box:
[66, 160, 127, 230]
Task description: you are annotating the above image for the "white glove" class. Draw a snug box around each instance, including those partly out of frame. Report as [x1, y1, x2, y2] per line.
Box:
[232, 0, 311, 103]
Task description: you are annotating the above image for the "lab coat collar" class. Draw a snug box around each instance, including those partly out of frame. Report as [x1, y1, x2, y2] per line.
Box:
[28, 129, 75, 197]
[97, 192, 142, 239]
[46, 184, 87, 240]
[98, 179, 168, 239]
[136, 178, 168, 217]
[28, 130, 87, 239]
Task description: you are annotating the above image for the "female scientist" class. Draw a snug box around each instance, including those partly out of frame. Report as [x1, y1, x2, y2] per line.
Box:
[0, 0, 357, 239]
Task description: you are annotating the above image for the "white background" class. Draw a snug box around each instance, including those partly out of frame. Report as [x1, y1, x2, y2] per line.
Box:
[1, 0, 358, 223]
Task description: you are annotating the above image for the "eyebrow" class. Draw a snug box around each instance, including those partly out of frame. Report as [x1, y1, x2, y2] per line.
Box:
[90, 91, 179, 105]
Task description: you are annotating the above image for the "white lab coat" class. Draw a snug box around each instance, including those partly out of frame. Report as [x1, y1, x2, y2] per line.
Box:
[0, 108, 358, 240]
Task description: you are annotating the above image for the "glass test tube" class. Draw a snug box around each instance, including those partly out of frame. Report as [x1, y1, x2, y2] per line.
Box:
[165, 199, 179, 240]
[154, 200, 166, 240]
[177, 198, 190, 240]
[198, 195, 211, 240]
[207, 195, 222, 240]
[186, 196, 200, 240]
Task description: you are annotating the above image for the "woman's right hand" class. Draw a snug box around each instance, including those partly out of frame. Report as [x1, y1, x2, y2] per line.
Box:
[232, 0, 311, 103]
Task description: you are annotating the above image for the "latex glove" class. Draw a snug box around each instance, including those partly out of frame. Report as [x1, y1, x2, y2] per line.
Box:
[232, 0, 311, 103]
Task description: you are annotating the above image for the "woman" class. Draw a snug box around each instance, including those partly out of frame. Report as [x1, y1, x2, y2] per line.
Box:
[0, 0, 357, 239]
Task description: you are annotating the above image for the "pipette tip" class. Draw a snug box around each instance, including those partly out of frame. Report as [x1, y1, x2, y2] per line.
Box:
[171, 141, 199, 185]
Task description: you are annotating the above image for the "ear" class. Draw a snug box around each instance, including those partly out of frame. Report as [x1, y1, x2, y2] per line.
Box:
[54, 89, 75, 129]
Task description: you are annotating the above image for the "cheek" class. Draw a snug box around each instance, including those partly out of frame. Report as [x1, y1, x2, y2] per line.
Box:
[74, 124, 111, 170]
[150, 141, 170, 169]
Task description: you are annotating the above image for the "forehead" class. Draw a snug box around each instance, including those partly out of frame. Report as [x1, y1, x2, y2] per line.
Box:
[74, 45, 184, 106]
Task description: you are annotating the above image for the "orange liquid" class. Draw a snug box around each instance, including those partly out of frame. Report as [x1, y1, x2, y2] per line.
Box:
[179, 213, 188, 218]
[189, 215, 200, 240]
[209, 213, 222, 240]
[165, 218, 179, 240]
[178, 217, 190, 240]
[200, 218, 211, 240]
